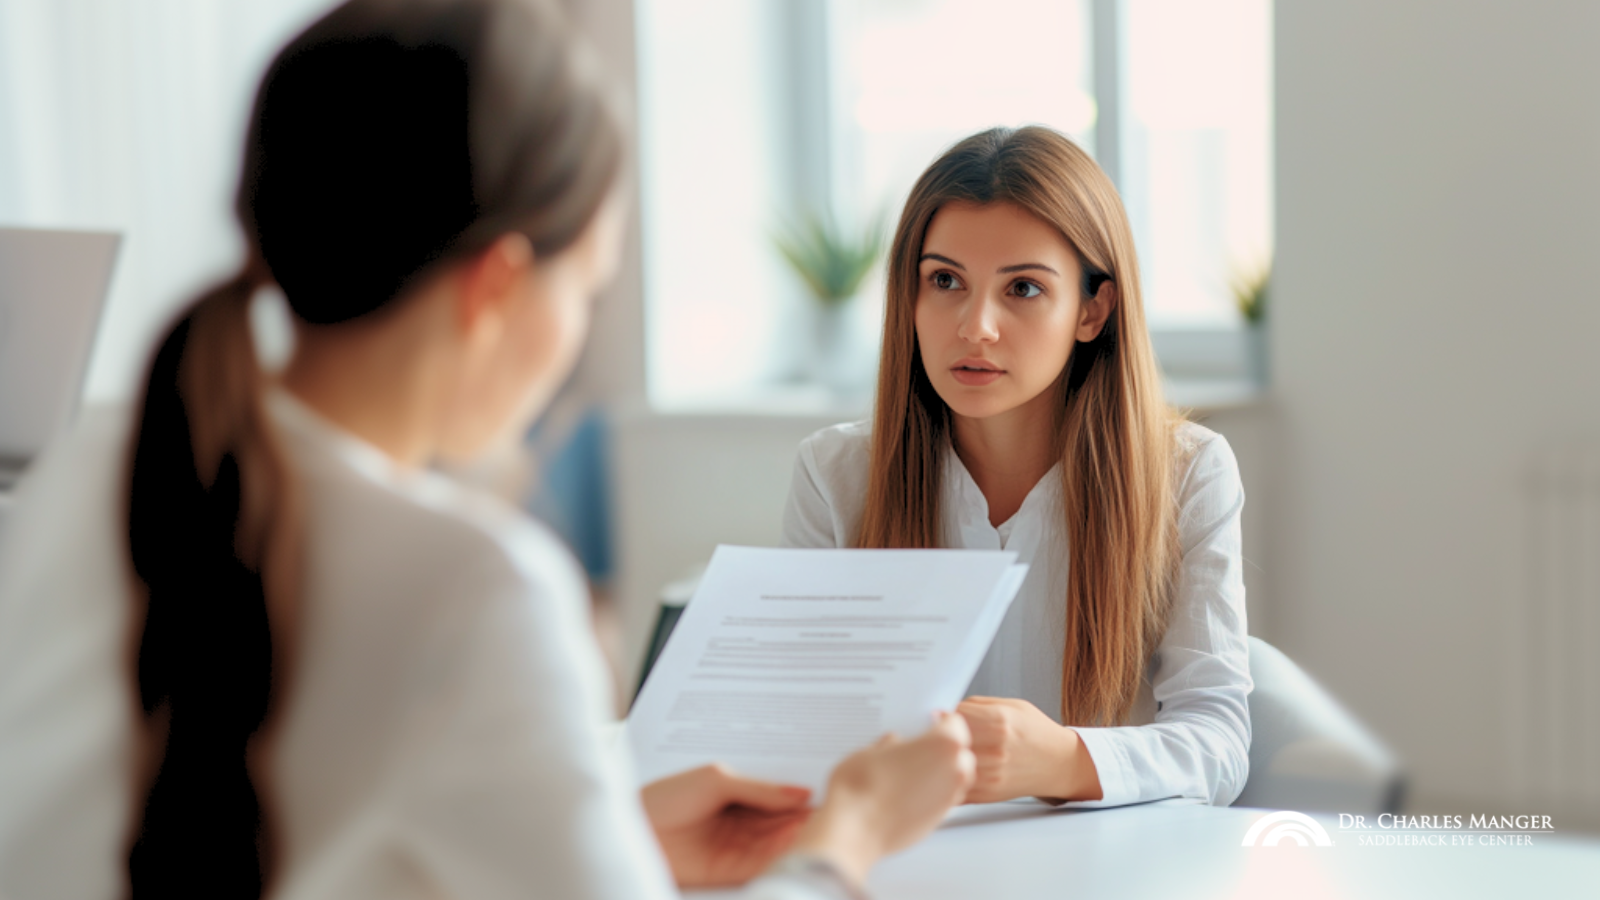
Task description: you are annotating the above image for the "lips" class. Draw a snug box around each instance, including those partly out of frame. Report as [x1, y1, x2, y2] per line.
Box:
[950, 357, 1003, 386]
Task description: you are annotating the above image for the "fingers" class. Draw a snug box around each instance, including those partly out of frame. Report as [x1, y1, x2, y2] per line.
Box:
[933, 708, 973, 746]
[955, 702, 1004, 752]
[912, 711, 974, 802]
[699, 764, 813, 813]
[937, 711, 977, 796]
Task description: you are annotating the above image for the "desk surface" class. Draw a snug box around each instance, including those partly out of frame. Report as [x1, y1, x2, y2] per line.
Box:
[696, 801, 1600, 899]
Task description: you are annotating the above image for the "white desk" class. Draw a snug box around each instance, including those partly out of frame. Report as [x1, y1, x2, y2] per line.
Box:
[694, 800, 1600, 899]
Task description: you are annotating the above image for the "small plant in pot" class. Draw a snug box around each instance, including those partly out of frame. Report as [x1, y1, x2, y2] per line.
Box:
[1230, 259, 1270, 387]
[772, 210, 884, 394]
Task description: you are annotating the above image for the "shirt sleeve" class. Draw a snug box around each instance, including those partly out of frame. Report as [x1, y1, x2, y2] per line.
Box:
[370, 544, 849, 900]
[367, 545, 681, 900]
[1057, 431, 1253, 808]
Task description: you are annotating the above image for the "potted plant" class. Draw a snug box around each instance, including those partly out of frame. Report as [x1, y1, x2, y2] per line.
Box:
[772, 210, 884, 393]
[1230, 259, 1271, 387]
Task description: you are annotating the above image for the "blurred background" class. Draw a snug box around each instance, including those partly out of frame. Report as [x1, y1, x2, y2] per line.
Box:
[1, 0, 1596, 833]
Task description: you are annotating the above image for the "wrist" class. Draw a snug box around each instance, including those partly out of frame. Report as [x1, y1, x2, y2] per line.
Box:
[790, 793, 881, 887]
[1041, 727, 1101, 802]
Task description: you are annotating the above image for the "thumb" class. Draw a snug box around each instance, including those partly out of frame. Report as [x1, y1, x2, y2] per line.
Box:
[709, 770, 814, 812]
[933, 709, 973, 747]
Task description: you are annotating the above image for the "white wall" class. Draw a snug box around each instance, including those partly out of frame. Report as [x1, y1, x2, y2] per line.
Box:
[1273, 0, 1600, 824]
[576, 0, 1600, 827]
[565, 0, 647, 406]
[610, 407, 863, 688]
[0, 1, 338, 402]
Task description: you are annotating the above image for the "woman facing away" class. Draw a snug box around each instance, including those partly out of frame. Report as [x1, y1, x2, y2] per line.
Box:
[0, 1, 975, 898]
[782, 126, 1251, 808]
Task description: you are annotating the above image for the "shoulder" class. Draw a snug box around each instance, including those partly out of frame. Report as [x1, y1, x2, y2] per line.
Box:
[797, 419, 872, 471]
[317, 455, 586, 610]
[1173, 420, 1239, 483]
[292, 454, 613, 717]
[783, 420, 873, 548]
[276, 405, 592, 655]
[1171, 420, 1245, 545]
[793, 420, 873, 497]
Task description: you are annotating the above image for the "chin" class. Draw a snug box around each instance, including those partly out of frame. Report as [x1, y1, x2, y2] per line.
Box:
[932, 383, 1022, 421]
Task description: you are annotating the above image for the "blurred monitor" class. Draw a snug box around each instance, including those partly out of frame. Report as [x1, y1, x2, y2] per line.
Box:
[632, 601, 686, 708]
[0, 227, 120, 488]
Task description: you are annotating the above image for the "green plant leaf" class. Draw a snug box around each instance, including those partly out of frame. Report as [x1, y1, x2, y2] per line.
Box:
[1229, 259, 1271, 325]
[771, 208, 886, 307]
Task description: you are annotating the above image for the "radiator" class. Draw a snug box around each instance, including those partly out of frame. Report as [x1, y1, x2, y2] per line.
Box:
[1517, 444, 1600, 811]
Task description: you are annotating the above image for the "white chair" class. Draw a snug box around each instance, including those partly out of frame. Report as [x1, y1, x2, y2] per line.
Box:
[1234, 636, 1405, 814]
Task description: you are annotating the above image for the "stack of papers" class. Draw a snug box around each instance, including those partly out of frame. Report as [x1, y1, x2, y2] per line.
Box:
[628, 546, 1026, 793]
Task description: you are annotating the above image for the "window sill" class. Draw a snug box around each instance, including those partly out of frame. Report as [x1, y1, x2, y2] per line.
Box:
[634, 375, 1262, 423]
[1165, 377, 1264, 415]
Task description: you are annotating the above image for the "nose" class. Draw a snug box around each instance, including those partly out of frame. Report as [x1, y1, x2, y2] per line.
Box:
[956, 292, 1000, 345]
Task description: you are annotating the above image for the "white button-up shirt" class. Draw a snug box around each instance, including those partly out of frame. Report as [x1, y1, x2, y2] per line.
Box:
[781, 419, 1252, 808]
[0, 395, 839, 900]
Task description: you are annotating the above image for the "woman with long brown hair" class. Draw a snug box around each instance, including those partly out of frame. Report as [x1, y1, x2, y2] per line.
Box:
[0, 1, 975, 897]
[783, 125, 1250, 808]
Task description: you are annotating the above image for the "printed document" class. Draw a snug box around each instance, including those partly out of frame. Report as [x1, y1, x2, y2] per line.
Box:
[628, 545, 1027, 793]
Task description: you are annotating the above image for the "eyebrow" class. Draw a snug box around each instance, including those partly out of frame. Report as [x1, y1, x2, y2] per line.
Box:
[919, 253, 964, 270]
[998, 262, 1060, 276]
[918, 253, 1060, 277]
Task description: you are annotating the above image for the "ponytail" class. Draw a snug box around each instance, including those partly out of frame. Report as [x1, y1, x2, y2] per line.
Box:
[126, 263, 301, 898]
[119, 1, 625, 893]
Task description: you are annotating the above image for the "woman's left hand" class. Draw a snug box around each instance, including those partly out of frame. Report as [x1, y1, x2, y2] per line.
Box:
[641, 764, 814, 888]
[956, 696, 1102, 803]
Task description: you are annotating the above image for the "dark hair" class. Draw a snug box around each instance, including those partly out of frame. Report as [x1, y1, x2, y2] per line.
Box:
[125, 1, 624, 894]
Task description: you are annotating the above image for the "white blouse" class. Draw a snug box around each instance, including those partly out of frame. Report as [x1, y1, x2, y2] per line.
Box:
[781, 419, 1252, 809]
[0, 395, 833, 900]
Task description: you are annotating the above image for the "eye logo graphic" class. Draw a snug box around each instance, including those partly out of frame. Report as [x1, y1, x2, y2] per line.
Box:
[1241, 811, 1335, 847]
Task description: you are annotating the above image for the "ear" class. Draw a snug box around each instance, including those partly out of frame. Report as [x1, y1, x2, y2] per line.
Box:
[1076, 278, 1117, 343]
[456, 233, 537, 334]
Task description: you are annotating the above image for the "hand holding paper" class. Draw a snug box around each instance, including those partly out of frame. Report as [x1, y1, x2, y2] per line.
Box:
[628, 546, 1027, 794]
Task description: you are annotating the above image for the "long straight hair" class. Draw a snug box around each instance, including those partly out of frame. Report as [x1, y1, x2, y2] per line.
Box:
[857, 126, 1182, 727]
[124, 1, 624, 895]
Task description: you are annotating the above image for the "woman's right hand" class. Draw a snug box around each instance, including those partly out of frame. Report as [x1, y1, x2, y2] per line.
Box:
[788, 711, 975, 886]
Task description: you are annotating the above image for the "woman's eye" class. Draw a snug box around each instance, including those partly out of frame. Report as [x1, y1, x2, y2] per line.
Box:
[932, 271, 961, 290]
[1012, 280, 1044, 299]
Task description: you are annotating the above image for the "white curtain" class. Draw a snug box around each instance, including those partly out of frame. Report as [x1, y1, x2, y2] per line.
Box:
[0, 0, 338, 401]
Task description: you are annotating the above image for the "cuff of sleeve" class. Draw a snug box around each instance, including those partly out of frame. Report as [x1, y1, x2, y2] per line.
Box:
[749, 853, 871, 900]
[1052, 727, 1137, 808]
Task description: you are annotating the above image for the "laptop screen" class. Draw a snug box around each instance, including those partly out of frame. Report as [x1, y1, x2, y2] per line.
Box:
[0, 227, 120, 481]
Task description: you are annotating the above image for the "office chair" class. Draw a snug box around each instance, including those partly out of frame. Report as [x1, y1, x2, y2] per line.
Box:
[1235, 636, 1405, 815]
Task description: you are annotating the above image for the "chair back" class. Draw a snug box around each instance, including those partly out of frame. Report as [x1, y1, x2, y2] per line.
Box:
[1235, 636, 1404, 814]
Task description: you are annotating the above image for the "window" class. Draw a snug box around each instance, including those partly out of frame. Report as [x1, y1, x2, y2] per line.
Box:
[636, 0, 1272, 408]
[832, 0, 1096, 236]
[1121, 0, 1273, 327]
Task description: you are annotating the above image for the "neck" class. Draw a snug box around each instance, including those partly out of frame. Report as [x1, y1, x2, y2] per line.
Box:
[280, 299, 455, 469]
[950, 386, 1063, 528]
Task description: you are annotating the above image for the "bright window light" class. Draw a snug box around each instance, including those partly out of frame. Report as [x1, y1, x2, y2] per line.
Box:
[1122, 0, 1274, 327]
[636, 0, 1274, 406]
[837, 0, 1095, 226]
